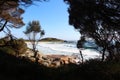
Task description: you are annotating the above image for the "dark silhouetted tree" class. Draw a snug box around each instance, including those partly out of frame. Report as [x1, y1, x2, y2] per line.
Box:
[24, 20, 45, 63]
[77, 36, 86, 63]
[64, 0, 120, 61]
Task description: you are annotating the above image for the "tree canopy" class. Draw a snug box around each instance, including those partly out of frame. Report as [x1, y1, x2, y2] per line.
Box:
[0, 0, 47, 32]
[24, 20, 45, 63]
[64, 0, 120, 60]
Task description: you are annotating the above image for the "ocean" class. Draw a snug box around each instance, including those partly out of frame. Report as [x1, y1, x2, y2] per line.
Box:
[26, 41, 101, 60]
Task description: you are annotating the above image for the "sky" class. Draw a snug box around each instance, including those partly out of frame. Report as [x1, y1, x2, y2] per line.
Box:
[0, 0, 80, 40]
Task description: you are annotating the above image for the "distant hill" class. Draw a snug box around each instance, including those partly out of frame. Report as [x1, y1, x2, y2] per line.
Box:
[40, 37, 66, 42]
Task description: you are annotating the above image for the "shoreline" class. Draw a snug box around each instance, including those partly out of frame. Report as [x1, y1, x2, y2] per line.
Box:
[25, 41, 79, 56]
[21, 49, 79, 67]
[25, 42, 101, 67]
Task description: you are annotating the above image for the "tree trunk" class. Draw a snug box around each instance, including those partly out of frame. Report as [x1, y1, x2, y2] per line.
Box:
[32, 44, 36, 56]
[102, 46, 106, 61]
[108, 46, 114, 61]
[79, 50, 84, 63]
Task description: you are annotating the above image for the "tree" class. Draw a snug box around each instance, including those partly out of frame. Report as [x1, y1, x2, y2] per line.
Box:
[0, 0, 47, 44]
[0, 6, 25, 32]
[64, 0, 120, 61]
[0, 0, 25, 32]
[24, 20, 45, 63]
[0, 0, 47, 32]
[77, 36, 86, 63]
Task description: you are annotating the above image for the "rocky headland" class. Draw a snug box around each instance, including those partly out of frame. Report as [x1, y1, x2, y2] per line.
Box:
[39, 37, 67, 42]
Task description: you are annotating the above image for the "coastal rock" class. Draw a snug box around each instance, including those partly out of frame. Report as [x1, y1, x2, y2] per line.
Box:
[23, 49, 34, 57]
[42, 60, 50, 67]
[50, 61, 61, 67]
[21, 49, 78, 67]
[60, 56, 70, 64]
[39, 54, 78, 67]
[29, 57, 35, 62]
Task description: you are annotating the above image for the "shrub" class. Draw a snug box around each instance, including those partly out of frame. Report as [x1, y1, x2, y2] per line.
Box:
[13, 39, 27, 55]
[0, 39, 5, 46]
[0, 46, 16, 55]
[6, 38, 27, 56]
[0, 38, 27, 56]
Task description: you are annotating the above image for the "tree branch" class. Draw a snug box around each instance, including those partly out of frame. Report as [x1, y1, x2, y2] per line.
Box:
[0, 21, 7, 32]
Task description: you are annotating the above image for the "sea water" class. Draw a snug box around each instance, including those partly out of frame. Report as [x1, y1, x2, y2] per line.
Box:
[26, 41, 101, 60]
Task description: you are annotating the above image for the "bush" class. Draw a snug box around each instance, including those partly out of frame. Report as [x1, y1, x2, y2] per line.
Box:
[0, 46, 16, 55]
[0, 38, 27, 56]
[8, 39, 27, 55]
[0, 39, 5, 46]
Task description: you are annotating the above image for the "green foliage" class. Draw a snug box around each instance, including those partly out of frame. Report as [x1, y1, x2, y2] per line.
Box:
[24, 20, 45, 41]
[8, 39, 27, 55]
[24, 21, 41, 34]
[0, 38, 5, 46]
[0, 38, 27, 56]
[0, 46, 16, 55]
[40, 37, 65, 42]
[24, 20, 45, 63]
[0, 0, 47, 32]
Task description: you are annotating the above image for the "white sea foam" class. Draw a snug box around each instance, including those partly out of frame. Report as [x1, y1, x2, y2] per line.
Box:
[26, 42, 101, 60]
